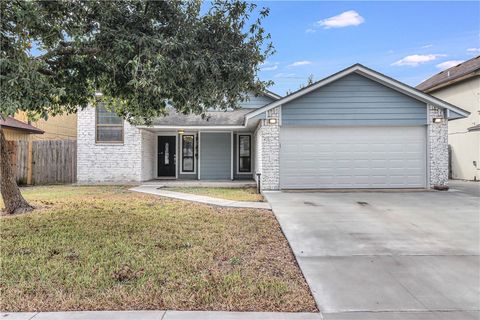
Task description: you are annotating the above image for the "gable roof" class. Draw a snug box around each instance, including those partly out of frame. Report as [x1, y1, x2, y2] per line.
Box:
[0, 117, 44, 134]
[416, 56, 480, 92]
[245, 64, 470, 123]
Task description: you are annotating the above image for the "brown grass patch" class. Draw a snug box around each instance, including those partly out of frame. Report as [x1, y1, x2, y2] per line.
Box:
[0, 185, 316, 312]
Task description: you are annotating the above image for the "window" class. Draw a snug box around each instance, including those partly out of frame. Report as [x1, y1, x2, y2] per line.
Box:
[182, 135, 195, 172]
[96, 104, 123, 143]
[238, 135, 251, 173]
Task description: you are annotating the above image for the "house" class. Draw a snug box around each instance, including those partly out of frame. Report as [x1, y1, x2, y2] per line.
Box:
[77, 64, 469, 190]
[417, 56, 479, 181]
[2, 112, 77, 141]
[1, 117, 45, 141]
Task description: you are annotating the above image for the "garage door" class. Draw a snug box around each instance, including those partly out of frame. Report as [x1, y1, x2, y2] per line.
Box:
[280, 126, 427, 189]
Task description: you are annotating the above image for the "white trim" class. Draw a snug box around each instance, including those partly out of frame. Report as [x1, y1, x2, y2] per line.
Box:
[426, 105, 431, 188]
[155, 132, 178, 179]
[236, 133, 253, 175]
[231, 131, 234, 180]
[264, 90, 282, 100]
[198, 131, 201, 180]
[245, 64, 470, 123]
[179, 132, 197, 175]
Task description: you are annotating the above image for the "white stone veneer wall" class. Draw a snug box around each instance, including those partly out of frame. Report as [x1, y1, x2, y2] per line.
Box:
[255, 107, 280, 190]
[428, 105, 449, 187]
[77, 106, 143, 183]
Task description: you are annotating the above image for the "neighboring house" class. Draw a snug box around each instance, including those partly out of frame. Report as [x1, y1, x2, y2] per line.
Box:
[13, 112, 77, 141]
[77, 64, 469, 190]
[1, 117, 45, 141]
[417, 56, 480, 181]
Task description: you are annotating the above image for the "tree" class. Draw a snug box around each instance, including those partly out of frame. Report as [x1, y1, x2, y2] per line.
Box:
[0, 0, 273, 214]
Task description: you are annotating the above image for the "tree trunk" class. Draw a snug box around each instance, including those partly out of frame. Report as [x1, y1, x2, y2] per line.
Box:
[0, 128, 33, 214]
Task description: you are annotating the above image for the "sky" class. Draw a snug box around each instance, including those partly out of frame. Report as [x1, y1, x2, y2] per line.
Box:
[256, 1, 480, 95]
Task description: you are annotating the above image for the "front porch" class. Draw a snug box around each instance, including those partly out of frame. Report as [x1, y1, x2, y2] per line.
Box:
[140, 128, 257, 183]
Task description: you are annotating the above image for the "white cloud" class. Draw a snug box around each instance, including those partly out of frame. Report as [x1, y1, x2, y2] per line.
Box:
[260, 61, 279, 71]
[391, 54, 446, 67]
[467, 48, 480, 53]
[316, 10, 365, 29]
[421, 44, 433, 48]
[305, 28, 316, 34]
[436, 60, 465, 70]
[274, 73, 296, 78]
[288, 60, 312, 67]
[261, 65, 278, 71]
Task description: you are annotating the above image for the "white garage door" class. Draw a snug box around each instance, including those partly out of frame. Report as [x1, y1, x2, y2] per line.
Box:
[280, 126, 427, 189]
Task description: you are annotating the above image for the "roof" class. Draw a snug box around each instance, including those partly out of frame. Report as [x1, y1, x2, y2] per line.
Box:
[150, 109, 252, 127]
[0, 117, 44, 134]
[263, 89, 282, 100]
[141, 90, 280, 129]
[245, 63, 470, 123]
[417, 56, 480, 92]
[468, 124, 480, 132]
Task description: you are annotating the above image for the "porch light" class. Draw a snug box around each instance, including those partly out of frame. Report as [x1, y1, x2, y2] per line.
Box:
[268, 118, 278, 124]
[432, 118, 443, 123]
[178, 129, 184, 134]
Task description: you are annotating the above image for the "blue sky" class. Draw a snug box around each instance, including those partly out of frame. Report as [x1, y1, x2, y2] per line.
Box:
[256, 1, 480, 95]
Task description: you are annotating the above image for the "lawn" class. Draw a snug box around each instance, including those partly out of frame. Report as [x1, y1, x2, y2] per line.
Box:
[166, 187, 264, 202]
[0, 186, 316, 312]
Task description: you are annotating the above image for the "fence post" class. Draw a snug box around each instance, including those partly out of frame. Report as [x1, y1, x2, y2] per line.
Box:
[27, 140, 33, 185]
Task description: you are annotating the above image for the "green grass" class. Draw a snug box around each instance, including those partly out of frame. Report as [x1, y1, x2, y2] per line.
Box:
[166, 187, 264, 202]
[0, 186, 316, 312]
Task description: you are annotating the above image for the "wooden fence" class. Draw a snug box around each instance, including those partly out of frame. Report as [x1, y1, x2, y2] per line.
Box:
[7, 140, 77, 185]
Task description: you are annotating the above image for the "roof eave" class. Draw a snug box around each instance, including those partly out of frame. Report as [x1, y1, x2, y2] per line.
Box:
[422, 71, 480, 93]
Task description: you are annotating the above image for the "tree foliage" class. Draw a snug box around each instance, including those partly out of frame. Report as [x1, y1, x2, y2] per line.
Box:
[1, 0, 273, 123]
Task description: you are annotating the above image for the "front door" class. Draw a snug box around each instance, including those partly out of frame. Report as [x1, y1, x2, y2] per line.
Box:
[157, 136, 176, 177]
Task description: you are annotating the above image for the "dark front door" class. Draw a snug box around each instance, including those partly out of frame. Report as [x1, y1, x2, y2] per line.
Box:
[157, 136, 176, 177]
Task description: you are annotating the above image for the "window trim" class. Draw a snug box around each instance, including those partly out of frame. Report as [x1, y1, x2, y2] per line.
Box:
[237, 133, 252, 174]
[95, 105, 124, 144]
[180, 134, 196, 174]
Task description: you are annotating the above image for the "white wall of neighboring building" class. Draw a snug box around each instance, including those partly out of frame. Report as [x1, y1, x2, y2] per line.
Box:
[430, 77, 480, 180]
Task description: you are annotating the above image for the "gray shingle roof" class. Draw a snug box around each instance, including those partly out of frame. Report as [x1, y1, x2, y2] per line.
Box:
[417, 56, 480, 92]
[151, 109, 251, 126]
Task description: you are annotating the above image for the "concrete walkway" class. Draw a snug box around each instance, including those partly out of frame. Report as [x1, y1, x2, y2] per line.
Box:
[130, 185, 271, 210]
[0, 311, 322, 320]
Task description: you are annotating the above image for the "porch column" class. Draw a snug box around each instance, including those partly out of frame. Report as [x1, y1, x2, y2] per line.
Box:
[259, 107, 280, 190]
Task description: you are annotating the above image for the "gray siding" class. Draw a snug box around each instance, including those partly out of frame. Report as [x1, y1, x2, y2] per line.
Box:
[282, 73, 427, 126]
[200, 132, 231, 180]
[238, 93, 275, 109]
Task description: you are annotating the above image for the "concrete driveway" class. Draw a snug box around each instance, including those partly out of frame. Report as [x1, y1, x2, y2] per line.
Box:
[265, 181, 480, 320]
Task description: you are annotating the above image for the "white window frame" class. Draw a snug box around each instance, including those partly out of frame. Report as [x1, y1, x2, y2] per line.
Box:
[95, 105, 124, 144]
[179, 132, 197, 175]
[237, 133, 253, 174]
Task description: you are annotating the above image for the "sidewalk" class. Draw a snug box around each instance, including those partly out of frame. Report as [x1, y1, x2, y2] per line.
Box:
[130, 185, 271, 210]
[1, 310, 322, 320]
